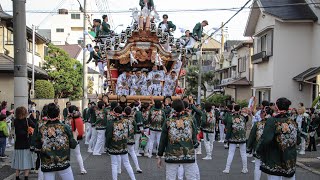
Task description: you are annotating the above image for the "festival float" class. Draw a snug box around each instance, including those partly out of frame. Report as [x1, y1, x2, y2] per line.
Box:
[96, 7, 186, 103]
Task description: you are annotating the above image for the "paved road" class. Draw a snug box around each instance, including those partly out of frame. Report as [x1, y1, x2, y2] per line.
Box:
[3, 141, 320, 180]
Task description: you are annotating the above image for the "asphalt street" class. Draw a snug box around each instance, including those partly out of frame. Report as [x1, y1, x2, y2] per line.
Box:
[2, 141, 320, 180]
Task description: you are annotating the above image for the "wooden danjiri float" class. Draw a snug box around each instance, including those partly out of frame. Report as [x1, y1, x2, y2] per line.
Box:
[97, 8, 186, 104]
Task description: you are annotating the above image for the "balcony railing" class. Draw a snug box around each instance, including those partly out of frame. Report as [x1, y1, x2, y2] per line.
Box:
[251, 51, 269, 64]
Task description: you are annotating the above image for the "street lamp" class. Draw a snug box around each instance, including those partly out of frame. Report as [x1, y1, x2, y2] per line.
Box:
[114, 24, 124, 32]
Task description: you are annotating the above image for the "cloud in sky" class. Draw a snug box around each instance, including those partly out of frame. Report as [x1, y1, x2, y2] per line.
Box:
[1, 0, 251, 40]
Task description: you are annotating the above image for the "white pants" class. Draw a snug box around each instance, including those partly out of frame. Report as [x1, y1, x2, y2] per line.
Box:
[219, 122, 225, 142]
[134, 134, 141, 154]
[203, 132, 214, 157]
[148, 131, 161, 154]
[128, 145, 140, 170]
[178, 165, 184, 180]
[196, 141, 202, 154]
[38, 162, 44, 180]
[85, 123, 92, 145]
[43, 167, 74, 180]
[88, 127, 97, 151]
[72, 144, 85, 172]
[98, 62, 106, 75]
[185, 37, 196, 53]
[225, 143, 247, 171]
[300, 137, 306, 153]
[267, 174, 295, 180]
[93, 129, 106, 154]
[166, 163, 198, 180]
[111, 154, 136, 180]
[254, 158, 261, 180]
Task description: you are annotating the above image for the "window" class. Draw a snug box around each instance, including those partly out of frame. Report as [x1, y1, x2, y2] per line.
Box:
[238, 57, 246, 73]
[6, 30, 14, 44]
[56, 28, 64, 33]
[257, 30, 273, 56]
[78, 39, 83, 45]
[71, 14, 81, 19]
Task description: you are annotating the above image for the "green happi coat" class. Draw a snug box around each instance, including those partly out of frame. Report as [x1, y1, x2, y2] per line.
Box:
[158, 113, 199, 163]
[101, 21, 111, 35]
[148, 107, 166, 131]
[247, 119, 267, 158]
[256, 114, 301, 177]
[225, 112, 246, 144]
[105, 115, 129, 155]
[201, 112, 216, 133]
[94, 109, 108, 130]
[34, 120, 77, 172]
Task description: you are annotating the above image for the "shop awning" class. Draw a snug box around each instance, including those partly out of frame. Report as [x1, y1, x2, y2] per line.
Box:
[293, 67, 320, 82]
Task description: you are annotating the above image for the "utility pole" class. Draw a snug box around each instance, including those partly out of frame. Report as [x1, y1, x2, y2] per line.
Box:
[31, 25, 35, 97]
[13, 0, 28, 108]
[221, 22, 225, 54]
[82, 0, 88, 110]
[197, 45, 203, 105]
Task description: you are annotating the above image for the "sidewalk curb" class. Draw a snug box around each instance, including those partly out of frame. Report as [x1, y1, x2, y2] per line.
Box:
[296, 161, 320, 176]
[4, 173, 16, 180]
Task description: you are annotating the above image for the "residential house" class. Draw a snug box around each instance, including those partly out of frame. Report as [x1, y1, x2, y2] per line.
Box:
[244, 0, 320, 106]
[38, 8, 93, 46]
[213, 40, 242, 94]
[0, 4, 48, 107]
[188, 34, 220, 94]
[219, 41, 253, 102]
[56, 44, 102, 96]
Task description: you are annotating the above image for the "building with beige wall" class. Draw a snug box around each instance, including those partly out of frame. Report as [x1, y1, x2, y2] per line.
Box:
[216, 41, 253, 102]
[244, 0, 320, 107]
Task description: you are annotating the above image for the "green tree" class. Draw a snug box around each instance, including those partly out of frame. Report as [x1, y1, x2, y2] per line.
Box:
[237, 99, 249, 108]
[34, 80, 55, 99]
[185, 66, 215, 99]
[43, 44, 83, 100]
[206, 94, 231, 106]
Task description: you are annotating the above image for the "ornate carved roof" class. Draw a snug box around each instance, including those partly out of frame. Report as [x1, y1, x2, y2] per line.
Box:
[107, 30, 174, 65]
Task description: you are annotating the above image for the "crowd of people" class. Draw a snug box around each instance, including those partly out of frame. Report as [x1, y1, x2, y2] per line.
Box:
[115, 65, 178, 96]
[1, 95, 319, 180]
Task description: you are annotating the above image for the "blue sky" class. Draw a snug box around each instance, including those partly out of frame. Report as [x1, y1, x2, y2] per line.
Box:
[1, 0, 252, 40]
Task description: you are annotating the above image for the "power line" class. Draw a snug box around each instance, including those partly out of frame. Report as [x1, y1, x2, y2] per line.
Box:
[3, 2, 319, 14]
[197, 0, 253, 48]
[37, 0, 66, 27]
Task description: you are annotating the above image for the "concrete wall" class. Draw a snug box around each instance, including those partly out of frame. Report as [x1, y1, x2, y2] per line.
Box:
[31, 98, 69, 115]
[50, 12, 89, 45]
[236, 86, 252, 102]
[0, 73, 14, 108]
[224, 88, 236, 101]
[272, 21, 313, 107]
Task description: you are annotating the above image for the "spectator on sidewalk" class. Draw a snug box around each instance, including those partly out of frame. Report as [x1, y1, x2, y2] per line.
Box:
[12, 106, 36, 180]
[0, 114, 9, 158]
[1, 101, 7, 115]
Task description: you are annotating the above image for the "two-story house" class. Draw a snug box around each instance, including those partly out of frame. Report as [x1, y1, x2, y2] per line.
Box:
[219, 41, 253, 102]
[244, 0, 320, 106]
[0, 4, 48, 107]
[215, 41, 253, 101]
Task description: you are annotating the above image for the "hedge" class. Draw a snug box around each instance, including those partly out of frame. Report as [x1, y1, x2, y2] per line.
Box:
[35, 80, 55, 99]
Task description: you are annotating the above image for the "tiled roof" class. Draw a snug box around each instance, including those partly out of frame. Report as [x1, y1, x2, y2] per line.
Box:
[0, 53, 48, 76]
[260, 0, 318, 21]
[56, 44, 82, 59]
